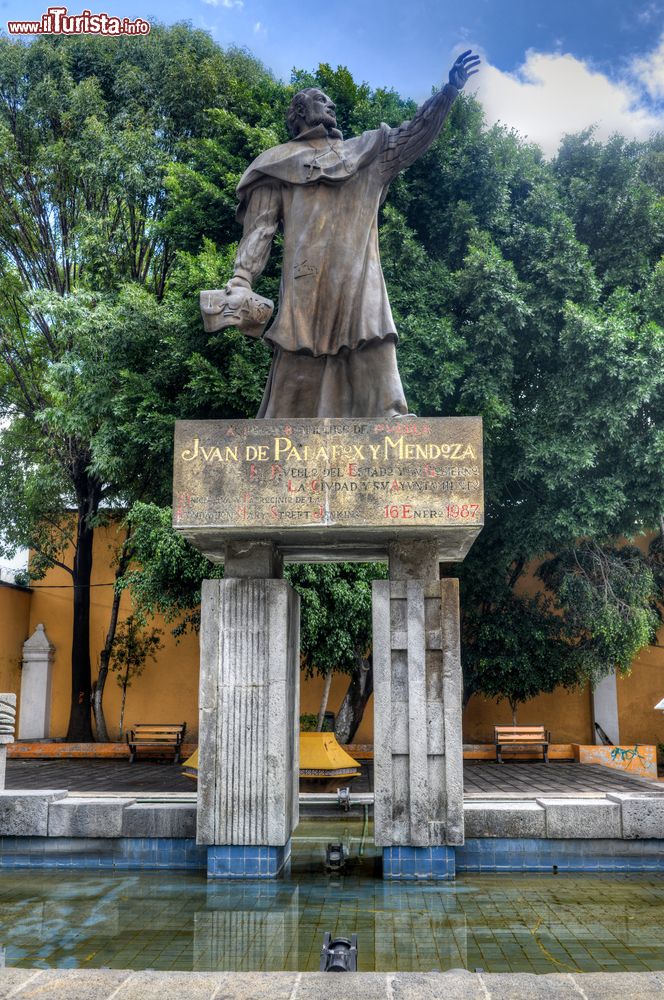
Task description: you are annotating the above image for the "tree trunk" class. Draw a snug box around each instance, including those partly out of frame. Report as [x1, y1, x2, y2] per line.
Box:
[510, 701, 518, 726]
[66, 505, 95, 741]
[335, 656, 373, 745]
[118, 676, 129, 740]
[92, 529, 133, 742]
[316, 670, 333, 731]
[92, 585, 120, 744]
[66, 466, 102, 743]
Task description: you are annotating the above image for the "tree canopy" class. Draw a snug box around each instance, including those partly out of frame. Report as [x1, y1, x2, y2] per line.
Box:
[0, 27, 662, 737]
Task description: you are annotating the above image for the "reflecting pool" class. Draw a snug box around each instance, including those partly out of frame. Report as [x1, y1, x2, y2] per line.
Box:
[0, 818, 663, 973]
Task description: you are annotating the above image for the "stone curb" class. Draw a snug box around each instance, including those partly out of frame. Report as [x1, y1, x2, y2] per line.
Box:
[1, 790, 664, 841]
[2, 969, 664, 999]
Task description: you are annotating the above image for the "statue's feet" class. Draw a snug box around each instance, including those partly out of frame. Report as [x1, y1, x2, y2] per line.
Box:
[386, 410, 418, 419]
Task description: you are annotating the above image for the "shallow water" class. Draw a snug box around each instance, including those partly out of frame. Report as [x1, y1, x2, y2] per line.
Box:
[0, 818, 663, 973]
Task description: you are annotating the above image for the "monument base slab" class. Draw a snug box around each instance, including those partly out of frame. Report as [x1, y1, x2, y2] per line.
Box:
[173, 417, 484, 564]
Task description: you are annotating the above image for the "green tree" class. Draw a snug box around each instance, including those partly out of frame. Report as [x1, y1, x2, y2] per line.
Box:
[0, 28, 277, 739]
[553, 131, 664, 294]
[0, 32, 173, 739]
[110, 615, 163, 738]
[2, 35, 662, 744]
[285, 562, 388, 742]
[539, 542, 662, 678]
[461, 594, 582, 723]
[123, 55, 663, 730]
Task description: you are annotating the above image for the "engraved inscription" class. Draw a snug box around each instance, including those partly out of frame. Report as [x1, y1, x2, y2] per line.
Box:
[173, 417, 483, 532]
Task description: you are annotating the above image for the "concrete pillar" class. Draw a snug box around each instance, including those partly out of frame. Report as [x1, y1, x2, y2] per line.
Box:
[593, 671, 620, 745]
[373, 540, 464, 880]
[197, 543, 300, 878]
[0, 694, 16, 789]
[18, 625, 54, 740]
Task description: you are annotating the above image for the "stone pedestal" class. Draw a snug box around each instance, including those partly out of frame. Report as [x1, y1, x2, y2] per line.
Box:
[174, 418, 484, 882]
[197, 562, 300, 879]
[373, 541, 464, 880]
[18, 626, 54, 740]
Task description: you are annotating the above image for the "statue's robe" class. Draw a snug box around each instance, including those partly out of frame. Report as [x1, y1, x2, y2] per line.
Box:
[233, 83, 458, 418]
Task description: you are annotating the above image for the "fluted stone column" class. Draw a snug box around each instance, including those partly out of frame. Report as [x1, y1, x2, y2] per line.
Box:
[0, 694, 16, 789]
[18, 625, 54, 740]
[373, 540, 464, 880]
[197, 544, 300, 878]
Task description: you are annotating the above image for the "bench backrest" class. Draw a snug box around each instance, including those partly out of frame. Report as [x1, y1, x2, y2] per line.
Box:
[130, 723, 186, 741]
[494, 725, 547, 743]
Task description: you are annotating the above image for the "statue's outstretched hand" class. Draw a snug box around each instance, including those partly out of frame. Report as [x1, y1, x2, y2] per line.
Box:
[449, 49, 480, 90]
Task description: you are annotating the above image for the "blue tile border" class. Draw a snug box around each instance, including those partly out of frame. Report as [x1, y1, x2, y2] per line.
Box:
[381, 839, 664, 879]
[0, 836, 291, 877]
[382, 846, 455, 881]
[0, 836, 206, 871]
[207, 842, 291, 879]
[2, 834, 664, 878]
[456, 838, 664, 873]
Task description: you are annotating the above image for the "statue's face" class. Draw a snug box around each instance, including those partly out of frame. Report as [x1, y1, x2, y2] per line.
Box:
[304, 89, 337, 131]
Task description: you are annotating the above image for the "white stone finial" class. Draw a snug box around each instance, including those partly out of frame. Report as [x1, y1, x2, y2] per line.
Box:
[23, 624, 54, 653]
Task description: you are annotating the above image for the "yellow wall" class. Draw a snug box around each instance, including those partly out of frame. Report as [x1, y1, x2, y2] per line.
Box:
[616, 620, 664, 746]
[463, 686, 594, 744]
[6, 523, 661, 746]
[0, 582, 32, 728]
[461, 553, 596, 743]
[22, 522, 370, 742]
[26, 523, 200, 741]
[299, 671, 374, 744]
[461, 538, 664, 746]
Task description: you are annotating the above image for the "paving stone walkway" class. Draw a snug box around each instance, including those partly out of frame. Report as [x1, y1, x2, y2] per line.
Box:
[5, 758, 196, 794]
[463, 761, 664, 798]
[1, 968, 664, 999]
[4, 758, 662, 798]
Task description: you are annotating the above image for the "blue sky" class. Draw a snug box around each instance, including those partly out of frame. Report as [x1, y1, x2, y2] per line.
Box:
[2, 0, 664, 152]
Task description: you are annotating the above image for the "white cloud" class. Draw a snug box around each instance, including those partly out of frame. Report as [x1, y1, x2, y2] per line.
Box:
[467, 49, 663, 157]
[632, 33, 664, 99]
[637, 2, 664, 24]
[202, 0, 243, 8]
[253, 20, 263, 32]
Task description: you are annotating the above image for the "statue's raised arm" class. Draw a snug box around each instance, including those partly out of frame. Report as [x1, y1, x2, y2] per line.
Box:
[379, 49, 480, 182]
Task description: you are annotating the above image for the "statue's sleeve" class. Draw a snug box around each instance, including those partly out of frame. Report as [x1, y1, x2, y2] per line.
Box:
[234, 182, 282, 286]
[379, 83, 458, 182]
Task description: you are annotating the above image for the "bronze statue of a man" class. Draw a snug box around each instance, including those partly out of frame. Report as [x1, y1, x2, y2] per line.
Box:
[212, 50, 479, 419]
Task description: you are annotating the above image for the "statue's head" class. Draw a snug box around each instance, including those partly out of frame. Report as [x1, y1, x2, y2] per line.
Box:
[287, 88, 337, 137]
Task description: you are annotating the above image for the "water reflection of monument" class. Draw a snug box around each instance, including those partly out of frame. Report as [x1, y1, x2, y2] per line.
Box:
[173, 50, 483, 881]
[376, 883, 468, 970]
[194, 884, 299, 971]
